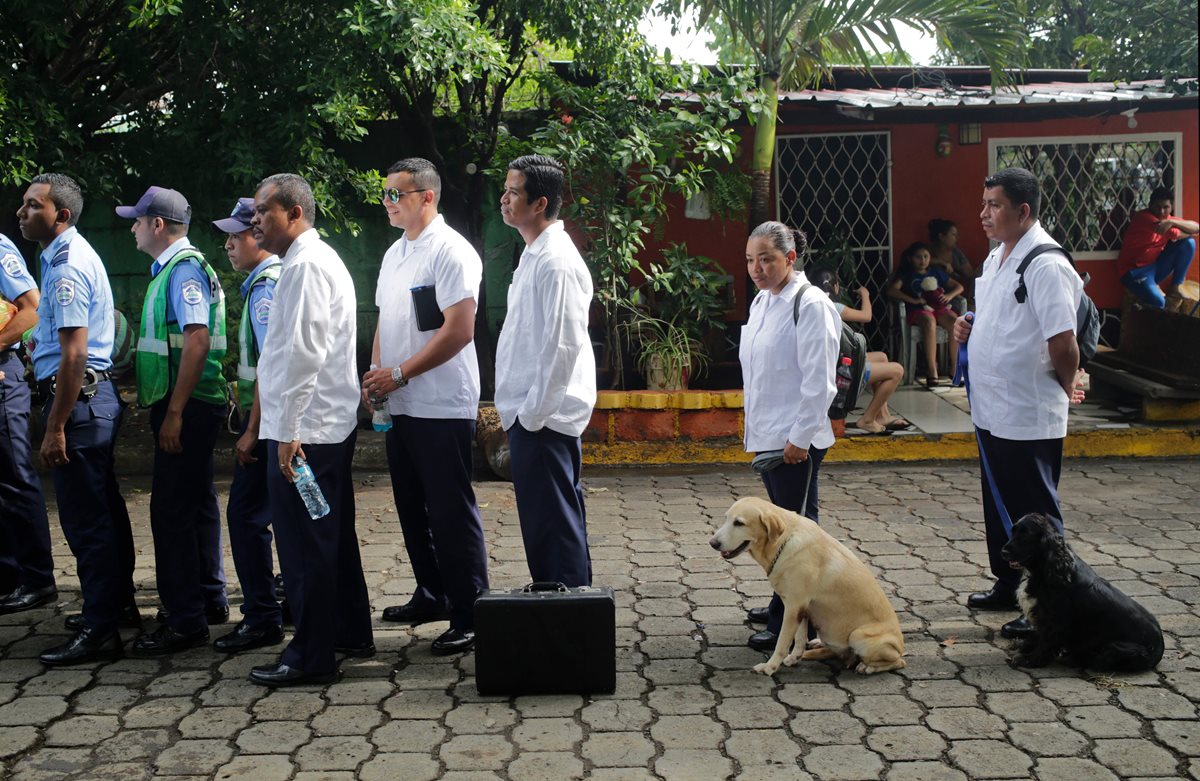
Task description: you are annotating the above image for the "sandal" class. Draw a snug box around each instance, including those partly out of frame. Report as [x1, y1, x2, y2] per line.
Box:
[852, 419, 891, 435]
[881, 417, 914, 431]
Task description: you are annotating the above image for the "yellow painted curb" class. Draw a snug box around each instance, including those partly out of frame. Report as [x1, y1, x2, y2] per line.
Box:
[582, 427, 1200, 466]
[594, 391, 627, 410]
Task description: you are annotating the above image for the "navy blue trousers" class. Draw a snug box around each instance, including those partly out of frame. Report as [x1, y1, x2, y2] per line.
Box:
[226, 416, 280, 628]
[385, 416, 488, 631]
[149, 398, 226, 633]
[45, 381, 135, 633]
[507, 421, 591, 587]
[267, 433, 372, 675]
[976, 427, 1064, 592]
[761, 446, 826, 635]
[0, 351, 54, 593]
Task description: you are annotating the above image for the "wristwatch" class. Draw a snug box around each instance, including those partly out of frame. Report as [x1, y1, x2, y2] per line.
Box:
[391, 365, 409, 388]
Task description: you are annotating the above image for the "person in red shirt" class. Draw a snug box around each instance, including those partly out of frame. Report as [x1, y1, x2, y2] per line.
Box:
[1116, 186, 1199, 309]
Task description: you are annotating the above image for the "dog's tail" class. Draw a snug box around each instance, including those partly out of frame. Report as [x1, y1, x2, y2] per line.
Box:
[1090, 640, 1165, 673]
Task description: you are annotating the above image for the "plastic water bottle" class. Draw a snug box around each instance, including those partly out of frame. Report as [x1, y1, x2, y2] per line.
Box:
[291, 456, 330, 519]
[368, 364, 392, 433]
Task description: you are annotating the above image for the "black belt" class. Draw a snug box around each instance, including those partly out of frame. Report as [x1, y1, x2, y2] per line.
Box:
[37, 368, 112, 400]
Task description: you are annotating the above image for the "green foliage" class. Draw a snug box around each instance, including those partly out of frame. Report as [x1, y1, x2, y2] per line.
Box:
[637, 243, 729, 346]
[934, 0, 1197, 81]
[502, 59, 758, 387]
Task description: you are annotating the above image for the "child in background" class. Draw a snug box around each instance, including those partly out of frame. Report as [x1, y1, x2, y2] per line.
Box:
[809, 268, 911, 434]
[887, 242, 962, 387]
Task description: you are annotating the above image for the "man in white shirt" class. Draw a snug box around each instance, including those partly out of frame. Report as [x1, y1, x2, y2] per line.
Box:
[361, 158, 488, 656]
[495, 155, 597, 587]
[955, 167, 1084, 639]
[247, 174, 373, 686]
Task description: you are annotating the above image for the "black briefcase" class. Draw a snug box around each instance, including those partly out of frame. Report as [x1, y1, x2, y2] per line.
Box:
[474, 582, 616, 696]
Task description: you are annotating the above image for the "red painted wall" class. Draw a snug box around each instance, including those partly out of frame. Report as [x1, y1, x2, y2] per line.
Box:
[644, 104, 1199, 313]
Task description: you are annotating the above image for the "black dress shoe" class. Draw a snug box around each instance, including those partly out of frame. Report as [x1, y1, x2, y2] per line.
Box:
[214, 622, 283, 653]
[131, 625, 209, 657]
[65, 604, 141, 632]
[381, 601, 449, 625]
[156, 604, 230, 626]
[966, 584, 1019, 611]
[249, 662, 340, 688]
[431, 628, 475, 656]
[335, 642, 376, 659]
[747, 607, 770, 625]
[747, 629, 779, 653]
[0, 584, 58, 615]
[40, 628, 123, 666]
[1000, 615, 1036, 639]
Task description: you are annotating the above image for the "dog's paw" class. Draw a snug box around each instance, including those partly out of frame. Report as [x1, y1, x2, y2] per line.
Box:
[806, 638, 824, 649]
[783, 653, 802, 667]
[753, 659, 781, 676]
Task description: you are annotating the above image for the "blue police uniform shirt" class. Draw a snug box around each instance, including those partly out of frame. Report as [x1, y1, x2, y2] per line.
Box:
[1, 233, 38, 352]
[151, 237, 211, 329]
[30, 227, 116, 381]
[241, 256, 280, 353]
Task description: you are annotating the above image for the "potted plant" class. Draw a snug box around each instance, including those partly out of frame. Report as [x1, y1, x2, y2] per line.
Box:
[618, 302, 706, 391]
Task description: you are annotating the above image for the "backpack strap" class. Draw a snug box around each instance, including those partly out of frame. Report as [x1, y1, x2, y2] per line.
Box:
[1013, 243, 1089, 304]
[792, 283, 812, 325]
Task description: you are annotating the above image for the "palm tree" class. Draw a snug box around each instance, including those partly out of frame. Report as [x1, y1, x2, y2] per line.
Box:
[669, 0, 1025, 227]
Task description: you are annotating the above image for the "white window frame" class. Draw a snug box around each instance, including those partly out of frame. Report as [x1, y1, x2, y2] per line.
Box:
[988, 132, 1184, 261]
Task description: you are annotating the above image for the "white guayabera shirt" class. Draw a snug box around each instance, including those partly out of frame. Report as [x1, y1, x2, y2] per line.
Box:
[494, 221, 597, 437]
[257, 228, 360, 444]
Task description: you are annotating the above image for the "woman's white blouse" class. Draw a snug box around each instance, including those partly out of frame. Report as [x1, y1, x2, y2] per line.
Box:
[739, 274, 840, 453]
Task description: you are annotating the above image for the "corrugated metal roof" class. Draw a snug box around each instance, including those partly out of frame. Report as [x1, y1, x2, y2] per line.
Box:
[776, 78, 1197, 110]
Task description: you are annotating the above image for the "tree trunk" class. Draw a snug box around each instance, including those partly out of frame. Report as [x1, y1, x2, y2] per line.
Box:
[748, 74, 780, 231]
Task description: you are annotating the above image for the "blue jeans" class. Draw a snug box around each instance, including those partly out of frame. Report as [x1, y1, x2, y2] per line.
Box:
[1121, 237, 1196, 309]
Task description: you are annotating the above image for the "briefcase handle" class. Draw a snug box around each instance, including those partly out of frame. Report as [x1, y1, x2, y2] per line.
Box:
[524, 582, 568, 593]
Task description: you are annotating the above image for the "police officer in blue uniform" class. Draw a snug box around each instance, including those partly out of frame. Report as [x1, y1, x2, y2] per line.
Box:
[0, 231, 57, 615]
[211, 198, 284, 653]
[17, 173, 136, 665]
[117, 186, 230, 656]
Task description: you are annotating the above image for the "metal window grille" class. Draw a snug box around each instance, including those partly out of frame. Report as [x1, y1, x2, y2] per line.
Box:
[990, 134, 1182, 257]
[775, 131, 892, 349]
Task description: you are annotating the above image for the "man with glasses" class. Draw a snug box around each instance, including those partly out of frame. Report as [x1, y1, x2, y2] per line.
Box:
[361, 158, 488, 656]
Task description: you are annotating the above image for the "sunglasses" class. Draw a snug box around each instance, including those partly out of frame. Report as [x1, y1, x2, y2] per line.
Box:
[381, 188, 428, 204]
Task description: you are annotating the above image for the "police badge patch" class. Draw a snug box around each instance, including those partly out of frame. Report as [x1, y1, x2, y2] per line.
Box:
[2, 253, 23, 278]
[181, 279, 204, 305]
[54, 278, 75, 306]
[253, 297, 272, 325]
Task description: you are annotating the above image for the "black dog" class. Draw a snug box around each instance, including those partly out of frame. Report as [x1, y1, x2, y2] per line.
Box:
[1000, 513, 1164, 672]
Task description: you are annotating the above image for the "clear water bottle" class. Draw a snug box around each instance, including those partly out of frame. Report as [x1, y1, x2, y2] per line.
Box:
[291, 456, 330, 519]
[368, 363, 392, 432]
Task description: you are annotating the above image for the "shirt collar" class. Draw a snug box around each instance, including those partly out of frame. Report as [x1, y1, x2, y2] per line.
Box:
[523, 220, 565, 256]
[281, 228, 321, 267]
[403, 214, 445, 248]
[240, 255, 281, 297]
[151, 236, 195, 276]
[40, 227, 78, 266]
[772, 272, 806, 302]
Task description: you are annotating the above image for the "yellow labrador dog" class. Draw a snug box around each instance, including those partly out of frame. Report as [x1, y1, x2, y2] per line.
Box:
[710, 497, 905, 675]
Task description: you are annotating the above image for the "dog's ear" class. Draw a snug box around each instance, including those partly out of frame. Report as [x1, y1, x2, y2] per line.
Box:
[1037, 516, 1074, 584]
[759, 505, 787, 546]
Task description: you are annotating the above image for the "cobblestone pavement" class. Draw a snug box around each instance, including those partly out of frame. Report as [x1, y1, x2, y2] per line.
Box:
[2, 458, 1199, 781]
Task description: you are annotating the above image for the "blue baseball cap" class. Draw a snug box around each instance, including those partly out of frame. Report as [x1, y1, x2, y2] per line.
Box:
[212, 197, 255, 234]
[115, 186, 192, 224]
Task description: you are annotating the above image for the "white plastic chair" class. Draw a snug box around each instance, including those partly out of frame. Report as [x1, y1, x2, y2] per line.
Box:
[895, 301, 950, 384]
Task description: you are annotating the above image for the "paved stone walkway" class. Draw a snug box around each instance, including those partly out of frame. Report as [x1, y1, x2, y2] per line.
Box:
[2, 458, 1199, 780]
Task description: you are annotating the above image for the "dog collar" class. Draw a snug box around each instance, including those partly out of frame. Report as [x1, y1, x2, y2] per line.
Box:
[767, 536, 792, 577]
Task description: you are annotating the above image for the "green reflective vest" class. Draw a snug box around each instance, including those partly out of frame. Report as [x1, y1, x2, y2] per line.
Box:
[236, 263, 281, 410]
[136, 249, 228, 408]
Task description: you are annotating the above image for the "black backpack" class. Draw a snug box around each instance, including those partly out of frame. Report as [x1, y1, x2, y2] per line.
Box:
[794, 284, 868, 420]
[1013, 244, 1101, 368]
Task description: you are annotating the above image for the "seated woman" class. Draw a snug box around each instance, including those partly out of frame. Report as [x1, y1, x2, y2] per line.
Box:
[809, 269, 910, 434]
[1117, 186, 1199, 310]
[928, 218, 975, 305]
[887, 242, 962, 387]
